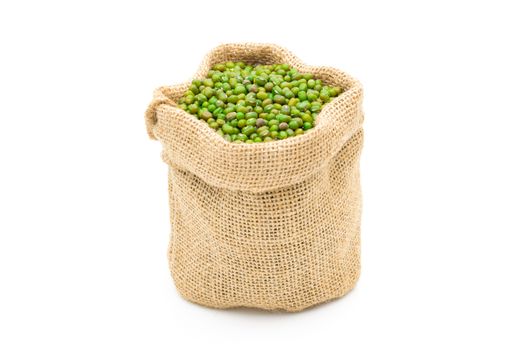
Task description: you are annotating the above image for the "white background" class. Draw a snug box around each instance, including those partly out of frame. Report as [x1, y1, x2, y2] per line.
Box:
[1, 1, 524, 349]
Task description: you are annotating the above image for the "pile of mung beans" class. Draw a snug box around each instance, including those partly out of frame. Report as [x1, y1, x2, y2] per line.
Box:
[177, 62, 342, 143]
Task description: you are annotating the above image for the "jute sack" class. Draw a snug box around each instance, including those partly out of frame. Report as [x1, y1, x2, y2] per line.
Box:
[145, 43, 364, 312]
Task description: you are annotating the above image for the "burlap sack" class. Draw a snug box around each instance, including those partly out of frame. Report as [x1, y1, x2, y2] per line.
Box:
[145, 43, 364, 312]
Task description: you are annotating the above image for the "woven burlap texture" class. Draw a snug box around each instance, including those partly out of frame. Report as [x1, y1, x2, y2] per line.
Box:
[145, 43, 364, 312]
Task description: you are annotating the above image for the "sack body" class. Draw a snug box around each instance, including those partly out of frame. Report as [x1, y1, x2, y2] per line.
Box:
[146, 44, 364, 311]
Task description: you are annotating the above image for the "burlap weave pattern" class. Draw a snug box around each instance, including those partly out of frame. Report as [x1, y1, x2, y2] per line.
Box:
[146, 43, 364, 311]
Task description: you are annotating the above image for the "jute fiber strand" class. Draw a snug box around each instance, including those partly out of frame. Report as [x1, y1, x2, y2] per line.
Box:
[145, 43, 364, 312]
